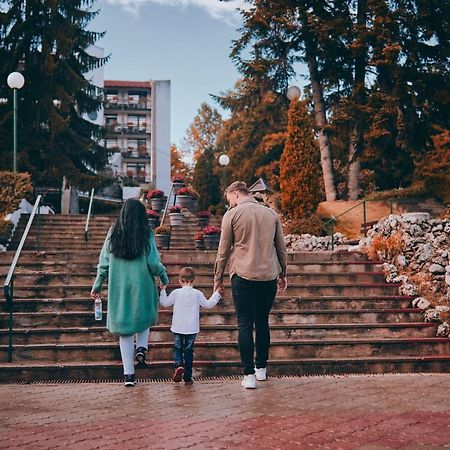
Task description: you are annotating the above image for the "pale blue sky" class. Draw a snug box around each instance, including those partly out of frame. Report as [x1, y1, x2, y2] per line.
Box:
[92, 0, 243, 146]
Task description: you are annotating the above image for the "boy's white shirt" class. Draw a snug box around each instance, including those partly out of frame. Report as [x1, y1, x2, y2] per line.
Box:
[159, 286, 221, 334]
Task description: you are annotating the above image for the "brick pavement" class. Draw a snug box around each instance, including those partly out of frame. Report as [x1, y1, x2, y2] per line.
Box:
[0, 373, 449, 449]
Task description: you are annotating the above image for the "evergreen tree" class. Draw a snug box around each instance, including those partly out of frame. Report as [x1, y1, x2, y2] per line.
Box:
[192, 147, 221, 211]
[279, 98, 322, 222]
[0, 0, 109, 189]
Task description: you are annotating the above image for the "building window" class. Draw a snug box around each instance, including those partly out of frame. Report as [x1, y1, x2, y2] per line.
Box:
[105, 114, 118, 127]
[106, 90, 118, 104]
[128, 90, 148, 107]
[106, 139, 119, 150]
[126, 115, 147, 132]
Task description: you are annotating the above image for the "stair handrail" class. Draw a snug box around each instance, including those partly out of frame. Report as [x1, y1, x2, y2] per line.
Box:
[3, 194, 42, 362]
[84, 188, 95, 243]
[323, 197, 394, 251]
[160, 184, 175, 227]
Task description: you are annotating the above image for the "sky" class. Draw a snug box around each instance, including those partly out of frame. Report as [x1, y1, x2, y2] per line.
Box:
[92, 0, 245, 147]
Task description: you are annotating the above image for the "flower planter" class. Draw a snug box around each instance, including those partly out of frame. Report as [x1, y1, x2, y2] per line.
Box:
[203, 235, 220, 250]
[169, 213, 184, 226]
[155, 234, 170, 250]
[175, 195, 192, 209]
[197, 217, 210, 228]
[194, 239, 205, 250]
[172, 182, 185, 194]
[150, 197, 165, 212]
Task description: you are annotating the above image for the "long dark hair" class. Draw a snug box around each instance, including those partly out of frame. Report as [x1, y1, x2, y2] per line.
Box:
[109, 198, 151, 259]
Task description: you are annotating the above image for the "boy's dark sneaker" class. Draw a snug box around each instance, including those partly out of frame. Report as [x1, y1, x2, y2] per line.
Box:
[135, 347, 148, 367]
[184, 378, 194, 385]
[124, 374, 136, 387]
[172, 366, 184, 382]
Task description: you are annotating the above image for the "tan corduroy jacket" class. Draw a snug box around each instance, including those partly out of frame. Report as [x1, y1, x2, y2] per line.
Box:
[214, 198, 287, 282]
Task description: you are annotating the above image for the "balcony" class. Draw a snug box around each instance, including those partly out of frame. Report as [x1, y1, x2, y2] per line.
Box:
[104, 100, 151, 111]
[121, 173, 151, 183]
[122, 149, 150, 160]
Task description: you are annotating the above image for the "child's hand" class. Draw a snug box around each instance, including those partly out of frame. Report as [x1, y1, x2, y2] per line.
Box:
[217, 285, 225, 296]
[160, 284, 168, 291]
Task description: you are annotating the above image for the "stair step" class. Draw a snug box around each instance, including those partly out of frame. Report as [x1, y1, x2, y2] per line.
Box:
[2, 295, 415, 312]
[0, 308, 423, 328]
[1, 354, 449, 381]
[0, 322, 437, 345]
[2, 338, 449, 363]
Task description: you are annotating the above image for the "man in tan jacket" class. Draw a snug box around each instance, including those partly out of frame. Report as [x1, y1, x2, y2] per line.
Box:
[214, 181, 287, 389]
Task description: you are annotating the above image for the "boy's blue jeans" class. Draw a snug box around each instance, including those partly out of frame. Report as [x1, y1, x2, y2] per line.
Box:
[173, 333, 196, 381]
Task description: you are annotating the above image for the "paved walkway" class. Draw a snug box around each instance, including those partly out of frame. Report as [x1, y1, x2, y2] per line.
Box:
[1, 374, 449, 449]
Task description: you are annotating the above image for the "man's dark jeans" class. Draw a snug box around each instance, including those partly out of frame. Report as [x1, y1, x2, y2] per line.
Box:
[173, 333, 196, 381]
[231, 275, 278, 375]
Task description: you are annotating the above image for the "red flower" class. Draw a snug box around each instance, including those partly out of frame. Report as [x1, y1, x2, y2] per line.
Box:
[146, 189, 164, 200]
[169, 206, 181, 213]
[202, 225, 221, 236]
[197, 210, 212, 218]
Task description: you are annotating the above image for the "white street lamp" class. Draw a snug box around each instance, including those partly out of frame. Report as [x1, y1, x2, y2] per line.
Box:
[219, 154, 230, 166]
[7, 72, 25, 172]
[286, 85, 301, 102]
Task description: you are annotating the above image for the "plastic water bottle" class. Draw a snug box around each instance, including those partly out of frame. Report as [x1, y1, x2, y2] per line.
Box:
[94, 297, 102, 321]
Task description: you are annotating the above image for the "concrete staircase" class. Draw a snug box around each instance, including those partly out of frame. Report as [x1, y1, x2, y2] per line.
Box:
[1, 214, 449, 382]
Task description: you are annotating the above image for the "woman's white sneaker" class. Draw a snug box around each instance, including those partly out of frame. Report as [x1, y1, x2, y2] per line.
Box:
[241, 374, 257, 389]
[255, 368, 267, 381]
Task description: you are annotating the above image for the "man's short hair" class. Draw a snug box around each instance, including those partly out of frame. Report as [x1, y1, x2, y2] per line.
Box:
[179, 266, 196, 282]
[225, 181, 249, 196]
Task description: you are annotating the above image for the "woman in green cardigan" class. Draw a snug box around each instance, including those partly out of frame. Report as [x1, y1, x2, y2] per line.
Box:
[91, 198, 169, 387]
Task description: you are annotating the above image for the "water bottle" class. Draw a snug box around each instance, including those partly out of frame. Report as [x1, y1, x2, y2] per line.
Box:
[94, 297, 102, 321]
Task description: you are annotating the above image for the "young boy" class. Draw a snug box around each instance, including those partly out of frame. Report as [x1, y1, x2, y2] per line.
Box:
[160, 266, 222, 384]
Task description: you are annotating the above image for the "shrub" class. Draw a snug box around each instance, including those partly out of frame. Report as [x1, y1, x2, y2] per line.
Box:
[364, 232, 405, 261]
[202, 225, 221, 235]
[154, 226, 171, 235]
[0, 171, 33, 218]
[146, 189, 164, 200]
[194, 231, 204, 240]
[169, 206, 181, 213]
[146, 210, 160, 219]
[197, 210, 212, 218]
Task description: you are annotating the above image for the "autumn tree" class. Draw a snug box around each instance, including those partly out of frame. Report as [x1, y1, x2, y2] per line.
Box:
[0, 0, 109, 189]
[182, 102, 223, 163]
[170, 144, 192, 182]
[279, 97, 323, 226]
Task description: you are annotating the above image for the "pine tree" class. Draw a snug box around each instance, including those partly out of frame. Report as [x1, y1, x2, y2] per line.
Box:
[0, 0, 109, 189]
[279, 98, 323, 223]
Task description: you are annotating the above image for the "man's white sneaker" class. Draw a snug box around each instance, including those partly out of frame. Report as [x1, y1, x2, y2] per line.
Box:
[255, 367, 267, 381]
[241, 374, 257, 389]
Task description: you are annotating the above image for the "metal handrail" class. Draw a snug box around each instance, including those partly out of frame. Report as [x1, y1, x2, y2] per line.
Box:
[84, 188, 95, 243]
[323, 197, 394, 251]
[3, 194, 42, 362]
[160, 184, 175, 227]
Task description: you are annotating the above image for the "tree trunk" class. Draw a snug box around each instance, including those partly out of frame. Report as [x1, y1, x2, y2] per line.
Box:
[303, 20, 338, 202]
[347, 0, 367, 200]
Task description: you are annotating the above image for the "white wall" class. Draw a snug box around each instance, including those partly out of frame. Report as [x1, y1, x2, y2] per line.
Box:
[152, 80, 171, 195]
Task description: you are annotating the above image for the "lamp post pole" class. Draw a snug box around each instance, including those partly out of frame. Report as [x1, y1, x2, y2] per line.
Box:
[7, 72, 25, 173]
[218, 154, 230, 190]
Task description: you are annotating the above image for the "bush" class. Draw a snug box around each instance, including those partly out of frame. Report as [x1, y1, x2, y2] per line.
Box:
[0, 171, 33, 218]
[364, 232, 405, 261]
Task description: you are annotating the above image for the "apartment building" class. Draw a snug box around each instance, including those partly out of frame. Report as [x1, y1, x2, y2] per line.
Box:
[104, 80, 171, 194]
